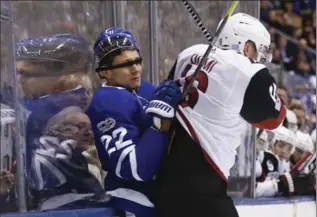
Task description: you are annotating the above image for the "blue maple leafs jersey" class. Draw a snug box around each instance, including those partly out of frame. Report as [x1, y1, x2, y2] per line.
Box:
[87, 80, 169, 217]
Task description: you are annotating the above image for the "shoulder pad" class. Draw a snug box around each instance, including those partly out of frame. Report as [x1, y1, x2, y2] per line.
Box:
[91, 86, 137, 114]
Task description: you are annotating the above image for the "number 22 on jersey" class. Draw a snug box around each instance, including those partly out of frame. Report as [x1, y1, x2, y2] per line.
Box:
[101, 127, 133, 155]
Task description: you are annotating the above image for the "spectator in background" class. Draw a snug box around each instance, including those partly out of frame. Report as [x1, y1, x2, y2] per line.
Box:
[0, 170, 14, 195]
[260, 1, 272, 23]
[268, 27, 277, 46]
[261, 0, 316, 134]
[267, 47, 288, 86]
[277, 36, 294, 71]
[280, 3, 299, 35]
[306, 30, 316, 49]
[303, 18, 314, 38]
[277, 86, 290, 108]
[0, 170, 15, 213]
[293, 38, 315, 77]
[289, 97, 305, 111]
[293, 0, 316, 19]
[292, 27, 303, 41]
[283, 2, 302, 31]
[289, 98, 307, 131]
[28, 106, 107, 211]
[271, 47, 281, 64]
[285, 109, 298, 133]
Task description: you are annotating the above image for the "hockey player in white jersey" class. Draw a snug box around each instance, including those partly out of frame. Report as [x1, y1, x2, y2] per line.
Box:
[154, 13, 286, 217]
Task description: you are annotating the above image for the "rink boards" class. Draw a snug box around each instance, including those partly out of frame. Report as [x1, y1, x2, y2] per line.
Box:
[2, 196, 315, 217]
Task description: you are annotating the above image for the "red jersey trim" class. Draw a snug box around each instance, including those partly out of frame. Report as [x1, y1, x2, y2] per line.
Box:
[252, 104, 286, 130]
[291, 152, 312, 172]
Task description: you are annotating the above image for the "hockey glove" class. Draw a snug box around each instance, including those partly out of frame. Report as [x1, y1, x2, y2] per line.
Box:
[278, 152, 316, 196]
[146, 80, 181, 130]
[278, 172, 315, 196]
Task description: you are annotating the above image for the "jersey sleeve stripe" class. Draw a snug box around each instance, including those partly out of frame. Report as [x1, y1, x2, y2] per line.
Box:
[129, 149, 143, 181]
[115, 145, 135, 178]
[107, 188, 154, 207]
[251, 104, 286, 130]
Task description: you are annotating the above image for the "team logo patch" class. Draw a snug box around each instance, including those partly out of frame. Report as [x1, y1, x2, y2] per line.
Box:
[97, 118, 116, 133]
[267, 160, 274, 171]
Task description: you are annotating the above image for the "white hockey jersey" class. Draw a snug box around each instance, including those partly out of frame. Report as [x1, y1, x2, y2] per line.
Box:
[170, 44, 286, 179]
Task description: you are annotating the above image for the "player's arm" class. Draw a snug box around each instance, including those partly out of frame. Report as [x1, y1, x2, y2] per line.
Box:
[88, 91, 170, 182]
[240, 67, 286, 130]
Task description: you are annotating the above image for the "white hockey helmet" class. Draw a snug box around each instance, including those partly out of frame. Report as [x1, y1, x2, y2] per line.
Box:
[268, 126, 295, 160]
[271, 126, 296, 150]
[286, 109, 298, 133]
[296, 131, 314, 153]
[215, 13, 272, 64]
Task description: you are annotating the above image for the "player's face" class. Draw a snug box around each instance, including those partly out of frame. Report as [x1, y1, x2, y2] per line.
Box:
[106, 50, 142, 90]
[273, 141, 293, 160]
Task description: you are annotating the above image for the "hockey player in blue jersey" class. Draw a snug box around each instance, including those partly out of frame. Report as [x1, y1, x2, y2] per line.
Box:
[87, 27, 182, 217]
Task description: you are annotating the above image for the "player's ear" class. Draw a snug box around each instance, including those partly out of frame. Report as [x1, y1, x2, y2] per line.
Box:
[243, 41, 251, 55]
[243, 40, 257, 60]
[101, 69, 112, 80]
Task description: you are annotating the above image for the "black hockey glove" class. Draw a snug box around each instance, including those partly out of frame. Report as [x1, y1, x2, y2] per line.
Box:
[278, 172, 315, 196]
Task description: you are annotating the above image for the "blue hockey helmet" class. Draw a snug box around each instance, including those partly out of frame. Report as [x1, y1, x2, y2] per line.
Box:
[16, 34, 92, 76]
[94, 27, 139, 66]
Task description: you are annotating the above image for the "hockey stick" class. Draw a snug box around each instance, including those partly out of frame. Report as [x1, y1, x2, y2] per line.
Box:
[182, 0, 213, 43]
[181, 0, 239, 99]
